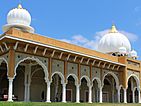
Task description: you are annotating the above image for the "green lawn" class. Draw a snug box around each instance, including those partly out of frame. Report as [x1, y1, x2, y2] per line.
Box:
[0, 102, 141, 106]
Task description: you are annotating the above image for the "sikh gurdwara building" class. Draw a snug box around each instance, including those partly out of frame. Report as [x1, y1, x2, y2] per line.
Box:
[0, 4, 141, 103]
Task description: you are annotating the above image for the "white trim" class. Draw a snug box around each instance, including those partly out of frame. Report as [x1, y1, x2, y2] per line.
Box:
[0, 45, 4, 52]
[2, 42, 9, 50]
[80, 75, 91, 87]
[3, 35, 125, 66]
[34, 46, 38, 54]
[14, 56, 48, 80]
[66, 74, 78, 86]
[59, 52, 64, 59]
[14, 41, 19, 50]
[126, 74, 140, 89]
[43, 48, 47, 56]
[24, 44, 29, 52]
[80, 57, 84, 63]
[92, 77, 101, 88]
[73, 56, 77, 62]
[0, 57, 8, 76]
[51, 71, 65, 84]
[102, 71, 119, 89]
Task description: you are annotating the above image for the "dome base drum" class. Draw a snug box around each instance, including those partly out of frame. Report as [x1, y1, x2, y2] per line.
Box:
[3, 23, 34, 33]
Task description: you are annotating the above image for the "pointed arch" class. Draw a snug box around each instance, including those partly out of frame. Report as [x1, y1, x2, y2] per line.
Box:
[80, 75, 91, 86]
[0, 57, 8, 75]
[102, 71, 119, 89]
[51, 72, 65, 84]
[66, 74, 78, 85]
[92, 77, 101, 88]
[14, 56, 48, 80]
[127, 74, 140, 89]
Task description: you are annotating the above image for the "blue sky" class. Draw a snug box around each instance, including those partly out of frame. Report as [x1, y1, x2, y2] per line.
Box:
[0, 0, 141, 59]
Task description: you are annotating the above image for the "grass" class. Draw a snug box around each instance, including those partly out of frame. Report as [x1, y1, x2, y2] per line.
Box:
[0, 102, 141, 106]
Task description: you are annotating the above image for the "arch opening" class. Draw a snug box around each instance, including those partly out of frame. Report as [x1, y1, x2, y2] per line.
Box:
[80, 77, 89, 102]
[127, 76, 139, 103]
[102, 74, 118, 102]
[92, 79, 99, 102]
[0, 59, 8, 101]
[14, 58, 47, 102]
[66, 76, 76, 102]
[50, 73, 63, 102]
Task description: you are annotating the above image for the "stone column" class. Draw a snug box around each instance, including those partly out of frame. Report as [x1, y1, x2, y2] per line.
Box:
[24, 84, 30, 102]
[132, 89, 135, 103]
[26, 84, 30, 102]
[88, 86, 92, 103]
[138, 88, 141, 103]
[118, 88, 120, 103]
[8, 77, 14, 102]
[123, 88, 127, 103]
[62, 84, 66, 103]
[99, 87, 102, 103]
[24, 84, 27, 101]
[7, 46, 15, 102]
[76, 85, 80, 103]
[46, 81, 51, 102]
[24, 65, 31, 102]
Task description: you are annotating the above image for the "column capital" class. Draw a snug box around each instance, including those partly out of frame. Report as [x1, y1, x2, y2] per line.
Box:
[8, 77, 14, 81]
[76, 84, 80, 87]
[62, 83, 67, 86]
[99, 86, 103, 90]
[45, 78, 50, 84]
[123, 88, 127, 91]
[137, 87, 140, 91]
[88, 85, 93, 88]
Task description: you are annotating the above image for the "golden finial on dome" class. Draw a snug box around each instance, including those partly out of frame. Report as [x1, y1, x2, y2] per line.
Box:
[109, 24, 118, 33]
[18, 4, 23, 9]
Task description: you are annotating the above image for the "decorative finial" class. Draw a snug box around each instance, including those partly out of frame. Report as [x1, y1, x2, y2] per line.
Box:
[109, 24, 118, 33]
[18, 4, 23, 9]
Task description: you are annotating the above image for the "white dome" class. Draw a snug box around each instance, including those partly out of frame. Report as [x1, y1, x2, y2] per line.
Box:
[130, 50, 137, 57]
[7, 4, 31, 26]
[97, 25, 131, 53]
[3, 4, 34, 33]
[118, 46, 127, 54]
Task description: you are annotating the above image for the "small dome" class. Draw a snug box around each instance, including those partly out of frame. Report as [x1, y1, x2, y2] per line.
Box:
[3, 4, 34, 33]
[97, 25, 131, 53]
[130, 50, 137, 57]
[118, 46, 127, 54]
[7, 4, 31, 26]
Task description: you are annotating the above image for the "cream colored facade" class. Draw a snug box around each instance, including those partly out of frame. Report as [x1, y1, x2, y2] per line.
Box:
[0, 4, 141, 103]
[0, 28, 140, 103]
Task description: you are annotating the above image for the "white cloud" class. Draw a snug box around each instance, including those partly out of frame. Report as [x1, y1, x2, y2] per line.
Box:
[60, 35, 97, 50]
[119, 31, 138, 42]
[60, 29, 138, 50]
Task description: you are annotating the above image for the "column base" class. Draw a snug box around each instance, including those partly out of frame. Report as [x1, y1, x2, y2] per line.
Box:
[24, 100, 30, 102]
[46, 100, 51, 103]
[7, 99, 13, 102]
[76, 101, 80, 103]
[88, 102, 92, 103]
[62, 101, 67, 103]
